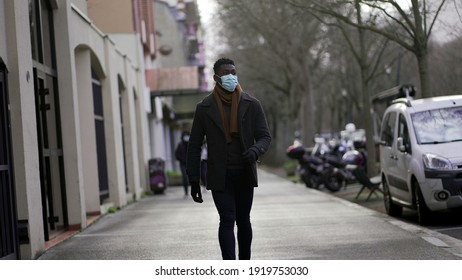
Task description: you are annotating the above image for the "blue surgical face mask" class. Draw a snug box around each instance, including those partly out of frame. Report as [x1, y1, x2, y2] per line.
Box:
[219, 74, 238, 92]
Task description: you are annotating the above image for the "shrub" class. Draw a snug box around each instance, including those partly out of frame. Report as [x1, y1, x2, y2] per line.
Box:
[283, 161, 297, 176]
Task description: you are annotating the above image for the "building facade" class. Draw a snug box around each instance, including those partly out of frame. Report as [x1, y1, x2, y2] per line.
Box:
[149, 0, 206, 171]
[88, 0, 206, 171]
[1, 0, 206, 260]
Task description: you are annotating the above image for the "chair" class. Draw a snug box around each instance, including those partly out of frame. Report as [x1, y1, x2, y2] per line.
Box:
[352, 167, 383, 201]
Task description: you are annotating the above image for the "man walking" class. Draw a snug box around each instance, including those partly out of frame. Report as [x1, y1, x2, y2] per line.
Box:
[186, 57, 271, 260]
[175, 131, 190, 196]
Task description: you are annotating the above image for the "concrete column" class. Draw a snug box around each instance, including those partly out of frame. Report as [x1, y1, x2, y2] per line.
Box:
[53, 1, 86, 228]
[102, 39, 126, 208]
[133, 33, 151, 193]
[75, 48, 100, 215]
[0, 1, 6, 57]
[164, 122, 173, 171]
[150, 115, 167, 160]
[150, 97, 167, 160]
[5, 0, 45, 260]
[135, 86, 151, 192]
[121, 60, 141, 200]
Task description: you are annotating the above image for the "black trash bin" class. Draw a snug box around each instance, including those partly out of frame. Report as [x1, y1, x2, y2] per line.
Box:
[149, 158, 166, 194]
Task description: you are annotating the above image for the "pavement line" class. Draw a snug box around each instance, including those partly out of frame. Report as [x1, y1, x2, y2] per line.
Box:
[421, 236, 450, 248]
[388, 220, 425, 234]
[434, 226, 462, 232]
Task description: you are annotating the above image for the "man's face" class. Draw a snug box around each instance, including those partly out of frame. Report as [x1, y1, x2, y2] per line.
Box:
[214, 64, 236, 83]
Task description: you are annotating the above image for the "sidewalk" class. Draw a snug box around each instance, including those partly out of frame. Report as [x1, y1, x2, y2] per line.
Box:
[38, 168, 462, 260]
[260, 165, 386, 210]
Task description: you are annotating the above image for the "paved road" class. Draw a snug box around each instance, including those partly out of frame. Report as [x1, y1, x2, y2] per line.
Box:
[318, 175, 462, 242]
[38, 169, 462, 260]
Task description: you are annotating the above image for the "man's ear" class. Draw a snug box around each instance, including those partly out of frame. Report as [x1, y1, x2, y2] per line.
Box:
[213, 74, 221, 84]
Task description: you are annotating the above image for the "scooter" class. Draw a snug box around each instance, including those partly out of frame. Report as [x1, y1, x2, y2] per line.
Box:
[286, 140, 343, 192]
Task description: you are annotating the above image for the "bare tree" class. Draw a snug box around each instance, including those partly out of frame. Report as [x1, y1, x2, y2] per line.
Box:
[214, 0, 326, 164]
[287, 0, 396, 175]
[429, 38, 462, 95]
[206, 0, 460, 170]
[292, 0, 449, 98]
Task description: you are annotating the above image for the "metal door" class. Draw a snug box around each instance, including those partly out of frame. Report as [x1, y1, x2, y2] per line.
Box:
[395, 113, 413, 202]
[33, 69, 68, 241]
[30, 0, 68, 241]
[0, 66, 19, 259]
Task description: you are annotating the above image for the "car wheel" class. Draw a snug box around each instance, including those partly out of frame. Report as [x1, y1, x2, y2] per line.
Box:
[383, 178, 403, 217]
[414, 182, 432, 225]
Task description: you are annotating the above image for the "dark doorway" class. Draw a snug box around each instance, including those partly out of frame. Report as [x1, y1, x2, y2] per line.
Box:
[30, 0, 68, 241]
[92, 70, 109, 202]
[0, 65, 19, 259]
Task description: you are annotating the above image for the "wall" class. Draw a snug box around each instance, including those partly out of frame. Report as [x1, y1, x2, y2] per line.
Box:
[4, 0, 45, 259]
[87, 0, 135, 33]
[0, 0, 7, 61]
[1, 0, 151, 259]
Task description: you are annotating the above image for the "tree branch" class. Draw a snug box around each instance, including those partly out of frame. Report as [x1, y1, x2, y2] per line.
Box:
[427, 0, 448, 39]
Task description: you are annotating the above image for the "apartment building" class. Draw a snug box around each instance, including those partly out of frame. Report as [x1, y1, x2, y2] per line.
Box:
[88, 0, 206, 170]
[1, 0, 204, 260]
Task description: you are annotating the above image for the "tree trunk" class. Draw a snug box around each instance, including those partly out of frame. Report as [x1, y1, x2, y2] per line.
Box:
[355, 0, 377, 176]
[362, 80, 378, 176]
[412, 0, 432, 98]
[416, 51, 432, 98]
[300, 73, 316, 146]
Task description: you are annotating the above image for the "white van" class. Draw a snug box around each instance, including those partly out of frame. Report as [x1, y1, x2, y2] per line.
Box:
[379, 95, 462, 225]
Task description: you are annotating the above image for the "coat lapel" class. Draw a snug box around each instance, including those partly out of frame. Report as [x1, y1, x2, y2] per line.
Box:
[203, 95, 226, 136]
[238, 92, 251, 123]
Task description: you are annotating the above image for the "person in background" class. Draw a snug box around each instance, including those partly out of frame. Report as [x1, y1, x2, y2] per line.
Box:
[186, 57, 271, 260]
[175, 131, 190, 196]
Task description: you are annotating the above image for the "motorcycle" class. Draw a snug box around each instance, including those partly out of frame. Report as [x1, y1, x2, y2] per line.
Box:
[286, 139, 343, 192]
[322, 141, 368, 192]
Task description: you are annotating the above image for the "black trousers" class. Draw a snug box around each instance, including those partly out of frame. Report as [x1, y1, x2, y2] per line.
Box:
[212, 168, 254, 260]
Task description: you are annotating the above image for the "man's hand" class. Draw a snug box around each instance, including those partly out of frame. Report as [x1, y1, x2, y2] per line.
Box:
[190, 181, 203, 203]
[242, 149, 258, 165]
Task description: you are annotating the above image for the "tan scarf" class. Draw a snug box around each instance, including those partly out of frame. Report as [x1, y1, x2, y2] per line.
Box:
[212, 83, 243, 143]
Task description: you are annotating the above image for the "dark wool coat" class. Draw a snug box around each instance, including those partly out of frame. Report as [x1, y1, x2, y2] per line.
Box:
[175, 141, 188, 165]
[186, 92, 272, 191]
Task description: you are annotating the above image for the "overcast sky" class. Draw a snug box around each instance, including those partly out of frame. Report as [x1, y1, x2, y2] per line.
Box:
[432, 0, 462, 43]
[196, 0, 462, 78]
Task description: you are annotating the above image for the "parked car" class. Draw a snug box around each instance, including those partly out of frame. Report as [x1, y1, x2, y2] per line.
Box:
[379, 95, 462, 225]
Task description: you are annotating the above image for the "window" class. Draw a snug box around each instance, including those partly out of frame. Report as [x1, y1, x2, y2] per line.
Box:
[398, 114, 411, 154]
[411, 106, 462, 144]
[381, 112, 396, 146]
